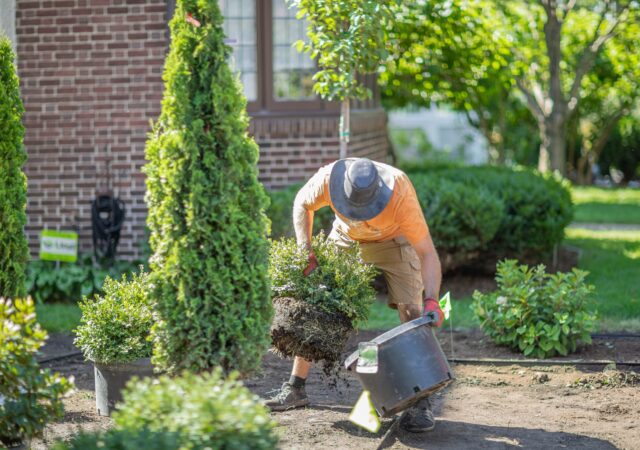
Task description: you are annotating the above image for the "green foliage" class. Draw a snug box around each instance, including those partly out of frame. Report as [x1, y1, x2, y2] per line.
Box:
[74, 271, 152, 364]
[402, 165, 573, 270]
[0, 37, 29, 298]
[0, 297, 73, 444]
[473, 260, 596, 358]
[289, 0, 396, 101]
[270, 235, 377, 325]
[410, 175, 503, 270]
[437, 166, 574, 258]
[26, 254, 144, 303]
[112, 370, 278, 450]
[145, 0, 271, 375]
[267, 183, 334, 238]
[599, 117, 640, 182]
[51, 429, 182, 450]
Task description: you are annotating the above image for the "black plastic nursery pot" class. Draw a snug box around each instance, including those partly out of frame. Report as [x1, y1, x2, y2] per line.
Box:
[94, 358, 154, 417]
[345, 315, 454, 417]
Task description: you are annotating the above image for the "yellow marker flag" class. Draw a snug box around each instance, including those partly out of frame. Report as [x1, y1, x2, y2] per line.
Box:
[439, 291, 451, 320]
[349, 390, 381, 433]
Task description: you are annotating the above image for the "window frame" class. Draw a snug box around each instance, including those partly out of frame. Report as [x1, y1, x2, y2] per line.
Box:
[166, 0, 338, 115]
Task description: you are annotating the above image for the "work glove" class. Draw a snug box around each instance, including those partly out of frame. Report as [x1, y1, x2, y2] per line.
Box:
[423, 297, 444, 327]
[303, 251, 319, 277]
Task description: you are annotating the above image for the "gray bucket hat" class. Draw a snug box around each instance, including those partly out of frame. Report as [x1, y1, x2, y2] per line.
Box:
[329, 158, 395, 221]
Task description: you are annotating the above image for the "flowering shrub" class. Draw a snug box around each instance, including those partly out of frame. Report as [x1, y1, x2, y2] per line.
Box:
[473, 260, 596, 358]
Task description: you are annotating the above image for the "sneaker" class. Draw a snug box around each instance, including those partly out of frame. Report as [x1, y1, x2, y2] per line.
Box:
[399, 397, 436, 433]
[264, 382, 309, 412]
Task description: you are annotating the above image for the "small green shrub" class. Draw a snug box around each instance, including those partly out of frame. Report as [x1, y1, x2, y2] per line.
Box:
[26, 254, 145, 304]
[473, 260, 596, 358]
[112, 370, 278, 450]
[0, 36, 29, 299]
[74, 271, 152, 364]
[270, 235, 377, 325]
[0, 297, 73, 445]
[410, 175, 503, 271]
[51, 429, 182, 450]
[267, 183, 334, 238]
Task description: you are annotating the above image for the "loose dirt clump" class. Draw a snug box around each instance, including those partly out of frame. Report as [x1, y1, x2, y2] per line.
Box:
[571, 369, 640, 389]
[270, 297, 353, 374]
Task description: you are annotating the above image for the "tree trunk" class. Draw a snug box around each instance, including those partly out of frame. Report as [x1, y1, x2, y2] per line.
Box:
[539, 118, 566, 174]
[339, 99, 350, 159]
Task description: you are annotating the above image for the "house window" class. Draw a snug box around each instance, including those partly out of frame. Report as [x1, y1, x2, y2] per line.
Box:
[219, 0, 258, 102]
[271, 1, 315, 101]
[168, 0, 332, 113]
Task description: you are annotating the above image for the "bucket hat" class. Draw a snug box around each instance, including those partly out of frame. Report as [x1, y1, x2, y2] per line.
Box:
[329, 158, 395, 221]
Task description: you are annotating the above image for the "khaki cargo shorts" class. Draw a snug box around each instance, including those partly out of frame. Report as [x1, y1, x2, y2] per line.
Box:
[329, 230, 424, 309]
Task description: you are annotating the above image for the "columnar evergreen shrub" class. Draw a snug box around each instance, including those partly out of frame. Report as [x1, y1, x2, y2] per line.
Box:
[0, 37, 29, 298]
[112, 370, 278, 450]
[144, 0, 271, 374]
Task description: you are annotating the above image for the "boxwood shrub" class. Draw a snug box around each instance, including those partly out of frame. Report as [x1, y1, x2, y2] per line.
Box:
[473, 260, 595, 358]
[112, 370, 278, 450]
[74, 271, 152, 364]
[52, 429, 183, 450]
[270, 234, 377, 325]
[0, 297, 73, 446]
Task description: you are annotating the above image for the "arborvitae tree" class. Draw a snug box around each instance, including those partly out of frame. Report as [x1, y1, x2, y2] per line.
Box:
[145, 1, 272, 374]
[0, 36, 29, 298]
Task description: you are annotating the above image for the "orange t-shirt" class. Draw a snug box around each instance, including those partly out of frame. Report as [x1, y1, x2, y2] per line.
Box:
[295, 162, 430, 246]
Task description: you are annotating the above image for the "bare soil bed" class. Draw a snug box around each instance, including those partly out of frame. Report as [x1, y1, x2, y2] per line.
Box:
[34, 329, 639, 450]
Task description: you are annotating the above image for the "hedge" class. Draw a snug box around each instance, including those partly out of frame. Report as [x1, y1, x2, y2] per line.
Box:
[267, 164, 573, 272]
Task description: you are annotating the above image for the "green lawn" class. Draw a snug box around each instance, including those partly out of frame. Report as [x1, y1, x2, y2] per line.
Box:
[572, 186, 640, 224]
[362, 295, 479, 331]
[565, 228, 640, 332]
[36, 303, 81, 334]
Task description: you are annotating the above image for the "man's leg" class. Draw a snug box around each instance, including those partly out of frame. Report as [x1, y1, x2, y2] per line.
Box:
[362, 239, 437, 433]
[264, 356, 311, 411]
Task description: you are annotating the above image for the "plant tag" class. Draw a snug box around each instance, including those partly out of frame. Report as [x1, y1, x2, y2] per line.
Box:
[439, 291, 451, 320]
[349, 390, 380, 433]
[356, 342, 378, 374]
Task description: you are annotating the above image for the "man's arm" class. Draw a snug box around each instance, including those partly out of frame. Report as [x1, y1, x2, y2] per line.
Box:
[292, 199, 314, 251]
[411, 233, 442, 302]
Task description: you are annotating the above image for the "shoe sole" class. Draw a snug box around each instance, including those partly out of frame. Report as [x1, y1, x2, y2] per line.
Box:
[401, 423, 436, 433]
[266, 398, 310, 412]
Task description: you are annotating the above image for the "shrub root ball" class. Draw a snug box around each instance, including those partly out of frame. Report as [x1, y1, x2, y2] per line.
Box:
[270, 297, 353, 372]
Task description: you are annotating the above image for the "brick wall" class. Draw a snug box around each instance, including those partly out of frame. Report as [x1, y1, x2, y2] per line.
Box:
[17, 1, 390, 261]
[17, 0, 168, 260]
[254, 108, 390, 189]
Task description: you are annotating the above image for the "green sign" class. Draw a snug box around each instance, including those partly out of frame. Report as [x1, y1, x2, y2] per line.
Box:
[39, 230, 78, 263]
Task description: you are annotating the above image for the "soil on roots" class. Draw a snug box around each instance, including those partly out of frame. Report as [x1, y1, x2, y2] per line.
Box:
[270, 297, 353, 373]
